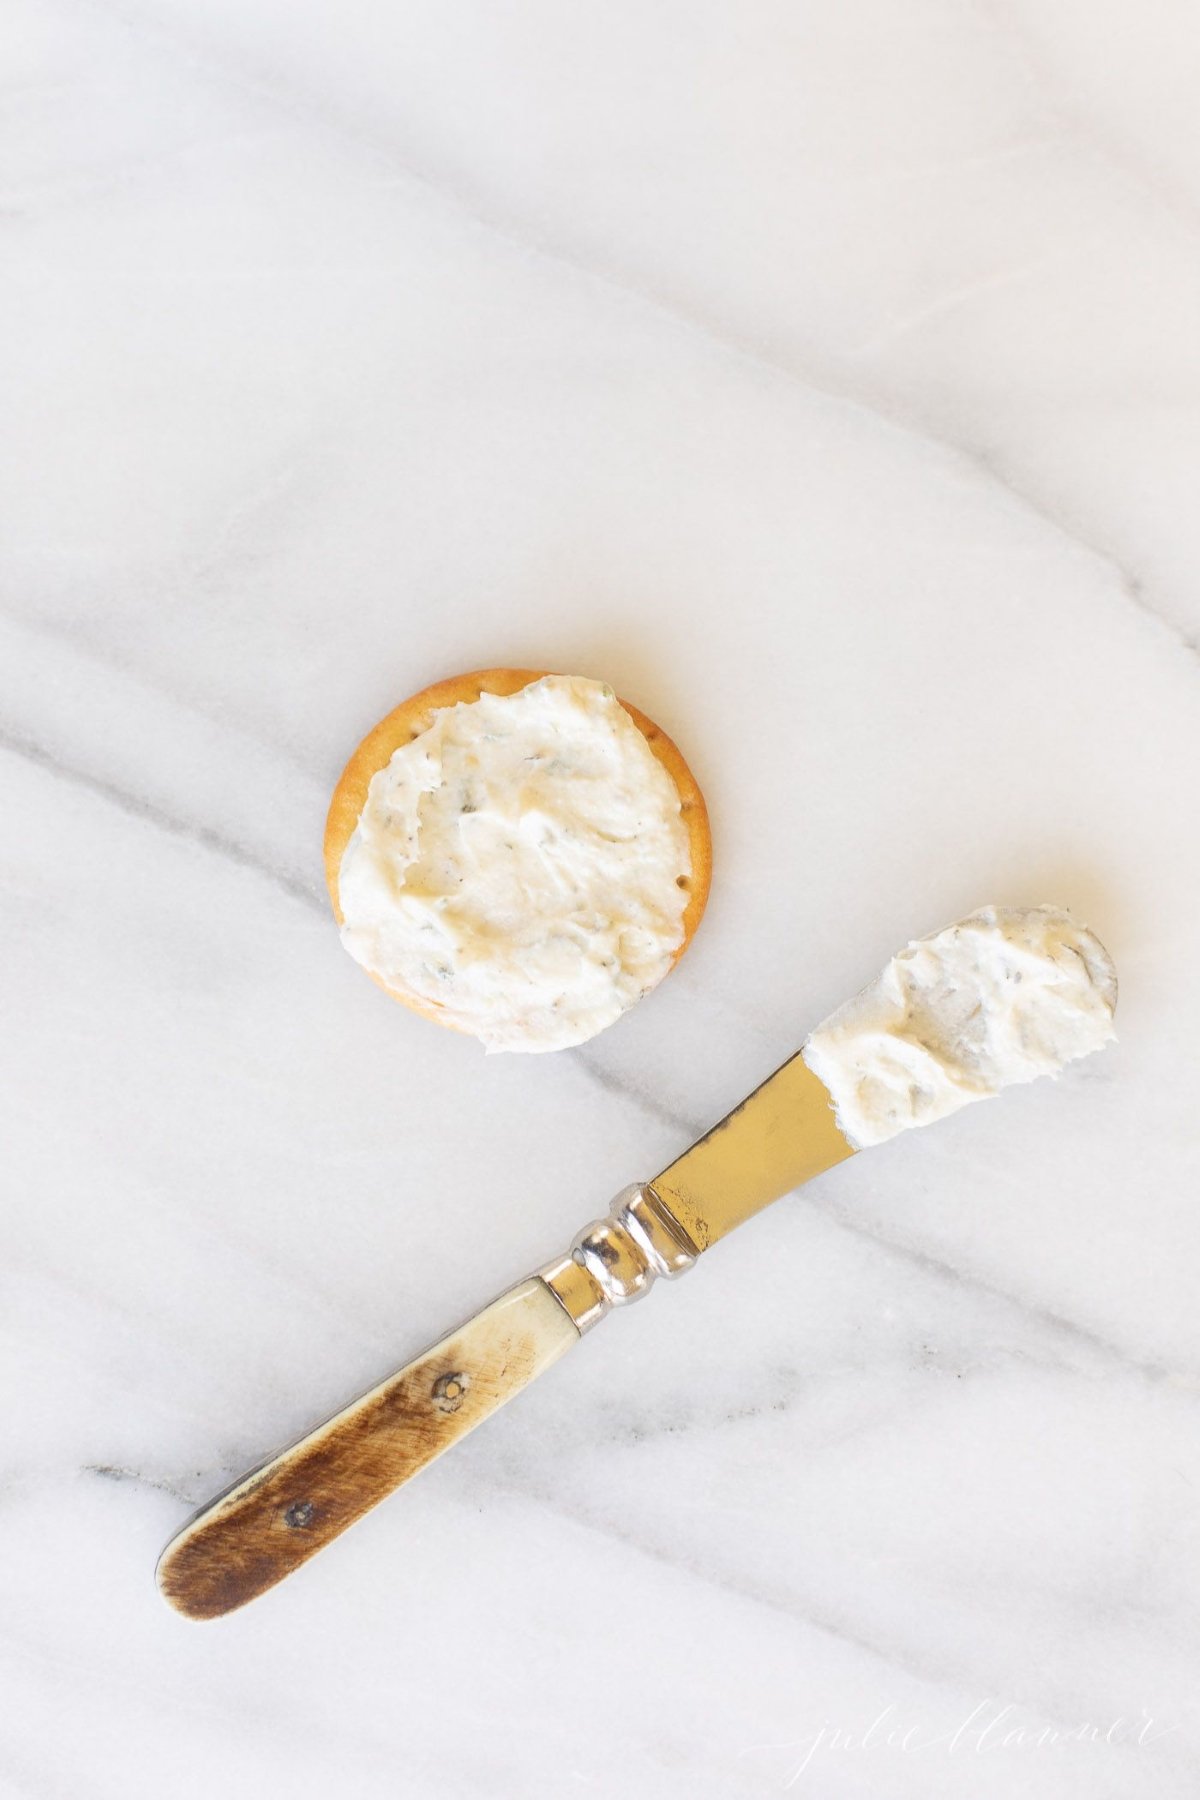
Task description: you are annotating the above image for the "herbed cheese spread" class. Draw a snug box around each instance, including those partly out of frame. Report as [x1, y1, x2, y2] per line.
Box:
[801, 905, 1117, 1149]
[337, 675, 692, 1052]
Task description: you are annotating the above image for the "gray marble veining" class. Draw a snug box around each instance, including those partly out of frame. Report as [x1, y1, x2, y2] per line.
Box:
[4, 2, 1200, 1795]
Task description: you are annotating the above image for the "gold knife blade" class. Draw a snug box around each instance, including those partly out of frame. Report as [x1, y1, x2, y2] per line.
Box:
[651, 1050, 855, 1252]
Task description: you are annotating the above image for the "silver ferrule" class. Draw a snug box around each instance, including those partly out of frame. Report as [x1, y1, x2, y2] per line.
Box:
[539, 1184, 698, 1332]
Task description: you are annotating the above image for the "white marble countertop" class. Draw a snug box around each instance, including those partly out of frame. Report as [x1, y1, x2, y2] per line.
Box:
[6, 2, 1200, 1795]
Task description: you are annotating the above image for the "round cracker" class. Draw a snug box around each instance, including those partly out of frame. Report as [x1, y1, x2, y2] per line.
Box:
[323, 668, 712, 1036]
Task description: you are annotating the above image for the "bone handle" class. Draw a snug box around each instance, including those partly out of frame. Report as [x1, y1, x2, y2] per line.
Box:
[157, 1186, 696, 1619]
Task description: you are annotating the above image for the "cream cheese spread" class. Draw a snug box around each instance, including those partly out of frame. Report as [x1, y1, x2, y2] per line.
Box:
[337, 675, 692, 1052]
[801, 905, 1117, 1149]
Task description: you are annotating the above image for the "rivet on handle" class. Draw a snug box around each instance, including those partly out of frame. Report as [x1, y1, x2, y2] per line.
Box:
[431, 1371, 470, 1413]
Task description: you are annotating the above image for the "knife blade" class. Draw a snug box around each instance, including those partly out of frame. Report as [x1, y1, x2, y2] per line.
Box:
[651, 1050, 855, 1251]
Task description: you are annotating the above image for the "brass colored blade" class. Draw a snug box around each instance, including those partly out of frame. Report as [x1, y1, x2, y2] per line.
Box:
[651, 1053, 855, 1252]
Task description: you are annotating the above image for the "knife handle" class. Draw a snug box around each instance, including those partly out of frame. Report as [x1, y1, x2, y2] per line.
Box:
[157, 1186, 697, 1619]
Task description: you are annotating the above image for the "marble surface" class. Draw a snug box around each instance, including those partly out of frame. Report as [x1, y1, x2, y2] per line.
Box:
[5, 1, 1200, 1794]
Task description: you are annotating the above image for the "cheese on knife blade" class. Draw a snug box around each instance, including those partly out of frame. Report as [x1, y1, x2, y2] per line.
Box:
[801, 904, 1117, 1150]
